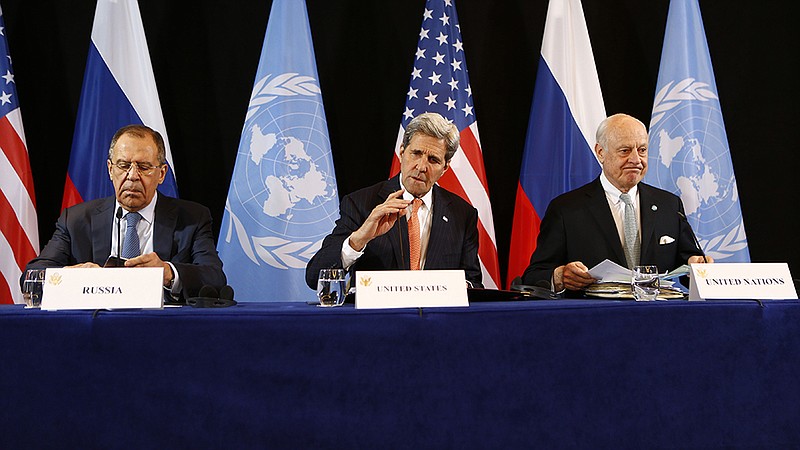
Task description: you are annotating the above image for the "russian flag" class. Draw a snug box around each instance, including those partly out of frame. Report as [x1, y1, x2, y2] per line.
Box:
[62, 0, 176, 209]
[506, 0, 605, 287]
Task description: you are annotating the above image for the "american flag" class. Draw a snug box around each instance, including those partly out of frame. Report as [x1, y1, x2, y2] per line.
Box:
[0, 4, 38, 304]
[390, 0, 501, 289]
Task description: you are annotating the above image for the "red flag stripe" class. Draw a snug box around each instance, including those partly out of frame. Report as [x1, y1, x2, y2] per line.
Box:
[61, 174, 84, 212]
[0, 272, 13, 305]
[0, 117, 36, 207]
[0, 190, 36, 270]
[506, 182, 542, 288]
[476, 219, 501, 285]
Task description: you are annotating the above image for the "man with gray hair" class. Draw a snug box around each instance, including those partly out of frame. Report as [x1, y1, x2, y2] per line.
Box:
[521, 113, 709, 296]
[305, 112, 482, 288]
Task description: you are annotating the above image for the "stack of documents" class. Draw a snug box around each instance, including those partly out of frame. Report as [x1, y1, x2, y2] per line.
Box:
[584, 260, 689, 299]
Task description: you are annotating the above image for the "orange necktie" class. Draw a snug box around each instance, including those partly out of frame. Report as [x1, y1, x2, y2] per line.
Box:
[408, 198, 423, 270]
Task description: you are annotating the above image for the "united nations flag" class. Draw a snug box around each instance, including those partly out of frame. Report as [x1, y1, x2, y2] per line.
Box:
[646, 0, 749, 262]
[218, 0, 339, 302]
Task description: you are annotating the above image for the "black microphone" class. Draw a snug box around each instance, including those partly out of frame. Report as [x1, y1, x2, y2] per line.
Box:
[104, 207, 126, 267]
[396, 211, 406, 269]
[198, 285, 219, 298]
[186, 285, 237, 308]
[219, 285, 234, 301]
[677, 210, 708, 263]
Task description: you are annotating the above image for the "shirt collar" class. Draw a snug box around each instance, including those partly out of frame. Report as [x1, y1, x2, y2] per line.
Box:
[116, 193, 158, 224]
[600, 172, 638, 204]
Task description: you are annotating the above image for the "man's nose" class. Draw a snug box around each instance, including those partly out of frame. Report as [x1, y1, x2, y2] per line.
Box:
[126, 164, 141, 180]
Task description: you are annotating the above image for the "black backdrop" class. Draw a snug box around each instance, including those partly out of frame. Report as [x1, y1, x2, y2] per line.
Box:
[4, 0, 798, 285]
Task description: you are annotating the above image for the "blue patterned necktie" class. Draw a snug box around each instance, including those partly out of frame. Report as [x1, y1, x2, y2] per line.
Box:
[121, 212, 142, 259]
[619, 193, 640, 269]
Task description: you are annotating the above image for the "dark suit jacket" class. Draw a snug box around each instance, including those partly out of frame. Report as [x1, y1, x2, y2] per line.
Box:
[521, 177, 701, 294]
[26, 193, 226, 298]
[305, 176, 482, 288]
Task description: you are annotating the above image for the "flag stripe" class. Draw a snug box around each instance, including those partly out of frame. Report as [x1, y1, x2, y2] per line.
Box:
[0, 117, 35, 205]
[457, 124, 489, 192]
[507, 182, 541, 284]
[0, 190, 35, 270]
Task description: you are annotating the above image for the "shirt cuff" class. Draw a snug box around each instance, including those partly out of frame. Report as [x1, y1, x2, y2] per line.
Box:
[165, 262, 181, 294]
[341, 234, 365, 270]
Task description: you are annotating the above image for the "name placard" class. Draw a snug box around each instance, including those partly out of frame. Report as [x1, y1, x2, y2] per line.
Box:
[688, 263, 798, 301]
[41, 267, 164, 310]
[355, 270, 468, 309]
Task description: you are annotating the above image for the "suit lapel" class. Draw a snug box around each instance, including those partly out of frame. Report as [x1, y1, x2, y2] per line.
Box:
[638, 184, 657, 262]
[378, 177, 408, 269]
[153, 193, 177, 260]
[586, 179, 627, 265]
[91, 198, 115, 263]
[426, 185, 451, 268]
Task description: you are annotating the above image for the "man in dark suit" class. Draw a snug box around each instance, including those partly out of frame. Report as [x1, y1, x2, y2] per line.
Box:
[305, 112, 482, 289]
[521, 113, 710, 296]
[26, 125, 225, 299]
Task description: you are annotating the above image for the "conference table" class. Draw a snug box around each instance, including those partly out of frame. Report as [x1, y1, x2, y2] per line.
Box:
[2, 298, 799, 448]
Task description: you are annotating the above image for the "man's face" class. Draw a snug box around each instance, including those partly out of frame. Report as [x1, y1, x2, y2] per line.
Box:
[107, 133, 166, 212]
[399, 134, 450, 197]
[596, 118, 649, 193]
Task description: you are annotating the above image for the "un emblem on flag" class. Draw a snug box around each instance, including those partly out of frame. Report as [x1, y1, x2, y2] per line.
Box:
[224, 73, 339, 270]
[648, 78, 748, 260]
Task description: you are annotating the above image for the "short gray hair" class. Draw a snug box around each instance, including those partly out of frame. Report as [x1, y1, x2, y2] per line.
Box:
[401, 112, 460, 162]
[108, 124, 167, 164]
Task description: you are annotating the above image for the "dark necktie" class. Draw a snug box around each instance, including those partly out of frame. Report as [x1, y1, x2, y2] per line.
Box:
[121, 212, 142, 259]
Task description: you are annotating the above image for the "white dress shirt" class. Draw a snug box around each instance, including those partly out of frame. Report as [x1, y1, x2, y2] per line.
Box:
[599, 172, 641, 253]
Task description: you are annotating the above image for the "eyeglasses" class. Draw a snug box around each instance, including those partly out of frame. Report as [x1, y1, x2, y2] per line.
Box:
[110, 160, 164, 176]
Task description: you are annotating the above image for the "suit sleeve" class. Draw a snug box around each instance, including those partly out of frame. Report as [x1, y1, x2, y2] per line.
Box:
[25, 208, 79, 270]
[520, 201, 567, 286]
[170, 206, 226, 298]
[461, 205, 483, 288]
[305, 193, 364, 289]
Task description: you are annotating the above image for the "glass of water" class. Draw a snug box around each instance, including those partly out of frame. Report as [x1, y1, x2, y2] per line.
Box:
[21, 269, 46, 308]
[317, 268, 346, 307]
[631, 265, 660, 301]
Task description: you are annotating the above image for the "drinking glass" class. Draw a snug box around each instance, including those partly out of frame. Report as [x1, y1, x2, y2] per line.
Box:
[631, 265, 660, 301]
[317, 268, 346, 307]
[22, 269, 46, 309]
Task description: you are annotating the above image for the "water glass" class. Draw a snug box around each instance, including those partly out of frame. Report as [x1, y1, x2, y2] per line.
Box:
[631, 265, 660, 301]
[22, 269, 46, 308]
[317, 268, 346, 307]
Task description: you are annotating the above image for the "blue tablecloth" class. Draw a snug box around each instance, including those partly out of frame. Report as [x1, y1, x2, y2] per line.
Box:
[2, 299, 799, 448]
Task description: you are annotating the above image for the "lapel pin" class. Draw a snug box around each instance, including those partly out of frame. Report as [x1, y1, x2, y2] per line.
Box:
[651, 205, 658, 211]
[442, 215, 449, 222]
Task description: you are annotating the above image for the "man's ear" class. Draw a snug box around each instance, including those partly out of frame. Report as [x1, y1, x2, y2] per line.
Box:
[595, 143, 604, 164]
